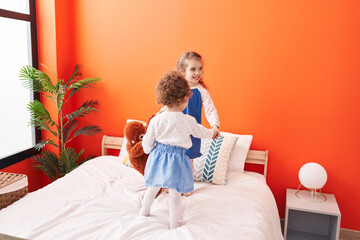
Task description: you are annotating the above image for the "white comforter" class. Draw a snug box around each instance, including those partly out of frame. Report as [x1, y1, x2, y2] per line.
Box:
[0, 156, 283, 240]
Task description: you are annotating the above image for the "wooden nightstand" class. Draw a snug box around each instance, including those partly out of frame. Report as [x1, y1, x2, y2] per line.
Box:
[284, 188, 341, 240]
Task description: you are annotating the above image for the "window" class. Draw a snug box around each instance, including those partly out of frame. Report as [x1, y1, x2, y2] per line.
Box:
[0, 0, 40, 169]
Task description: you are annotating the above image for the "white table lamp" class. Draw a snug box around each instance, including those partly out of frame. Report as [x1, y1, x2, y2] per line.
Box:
[296, 162, 327, 202]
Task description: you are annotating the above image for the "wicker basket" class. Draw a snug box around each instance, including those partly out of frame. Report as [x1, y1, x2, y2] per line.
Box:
[0, 172, 28, 209]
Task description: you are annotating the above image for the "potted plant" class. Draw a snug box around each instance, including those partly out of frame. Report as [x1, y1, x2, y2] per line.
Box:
[20, 65, 102, 181]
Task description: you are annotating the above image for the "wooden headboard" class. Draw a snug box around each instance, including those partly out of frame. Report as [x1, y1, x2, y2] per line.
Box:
[101, 135, 124, 156]
[101, 135, 268, 179]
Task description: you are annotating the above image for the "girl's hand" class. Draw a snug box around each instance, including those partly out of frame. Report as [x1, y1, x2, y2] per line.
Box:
[212, 125, 220, 139]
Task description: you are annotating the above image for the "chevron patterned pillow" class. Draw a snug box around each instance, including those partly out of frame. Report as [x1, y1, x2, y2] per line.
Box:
[193, 135, 238, 185]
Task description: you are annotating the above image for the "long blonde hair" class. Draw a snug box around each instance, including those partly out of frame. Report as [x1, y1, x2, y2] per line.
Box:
[176, 51, 207, 89]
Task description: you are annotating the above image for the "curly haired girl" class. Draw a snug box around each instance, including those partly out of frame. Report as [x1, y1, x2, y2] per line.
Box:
[139, 71, 215, 229]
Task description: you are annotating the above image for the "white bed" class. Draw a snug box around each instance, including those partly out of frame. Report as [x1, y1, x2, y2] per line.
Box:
[0, 134, 284, 240]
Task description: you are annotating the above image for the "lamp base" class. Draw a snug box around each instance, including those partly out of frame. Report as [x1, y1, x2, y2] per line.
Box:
[295, 189, 327, 203]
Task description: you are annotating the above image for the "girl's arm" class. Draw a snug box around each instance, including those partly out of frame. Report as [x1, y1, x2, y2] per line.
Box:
[142, 120, 156, 154]
[188, 116, 214, 139]
[199, 86, 220, 128]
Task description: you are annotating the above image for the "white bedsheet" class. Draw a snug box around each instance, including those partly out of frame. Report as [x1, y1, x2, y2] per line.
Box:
[0, 156, 284, 240]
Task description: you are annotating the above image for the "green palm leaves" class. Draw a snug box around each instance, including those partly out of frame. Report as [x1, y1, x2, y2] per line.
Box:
[20, 65, 102, 181]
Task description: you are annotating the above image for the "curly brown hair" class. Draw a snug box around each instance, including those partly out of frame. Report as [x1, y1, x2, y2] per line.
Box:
[155, 71, 192, 107]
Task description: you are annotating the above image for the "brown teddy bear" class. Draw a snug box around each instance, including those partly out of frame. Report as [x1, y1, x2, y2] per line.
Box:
[123, 121, 148, 175]
[123, 118, 163, 197]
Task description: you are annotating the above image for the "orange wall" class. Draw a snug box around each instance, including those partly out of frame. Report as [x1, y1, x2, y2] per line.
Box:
[30, 0, 360, 230]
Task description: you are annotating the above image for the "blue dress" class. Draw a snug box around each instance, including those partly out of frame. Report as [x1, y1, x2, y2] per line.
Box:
[183, 88, 202, 158]
[144, 142, 194, 193]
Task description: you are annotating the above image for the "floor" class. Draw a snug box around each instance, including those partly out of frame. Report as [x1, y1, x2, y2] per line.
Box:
[339, 229, 360, 240]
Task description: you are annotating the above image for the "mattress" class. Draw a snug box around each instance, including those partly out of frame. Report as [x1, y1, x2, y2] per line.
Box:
[0, 156, 283, 240]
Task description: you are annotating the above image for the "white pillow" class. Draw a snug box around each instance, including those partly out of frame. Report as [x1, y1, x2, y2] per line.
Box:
[221, 131, 253, 173]
[118, 140, 128, 161]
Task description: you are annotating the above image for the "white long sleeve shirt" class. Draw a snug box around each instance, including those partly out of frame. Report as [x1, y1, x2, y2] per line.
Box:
[142, 111, 214, 154]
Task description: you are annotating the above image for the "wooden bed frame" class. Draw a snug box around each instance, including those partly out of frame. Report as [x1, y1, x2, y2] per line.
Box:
[101, 135, 268, 179]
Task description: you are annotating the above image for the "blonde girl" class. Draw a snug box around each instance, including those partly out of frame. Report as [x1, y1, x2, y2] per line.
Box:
[176, 51, 220, 162]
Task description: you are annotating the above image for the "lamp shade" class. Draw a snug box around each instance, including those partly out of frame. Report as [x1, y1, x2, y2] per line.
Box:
[298, 162, 327, 189]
